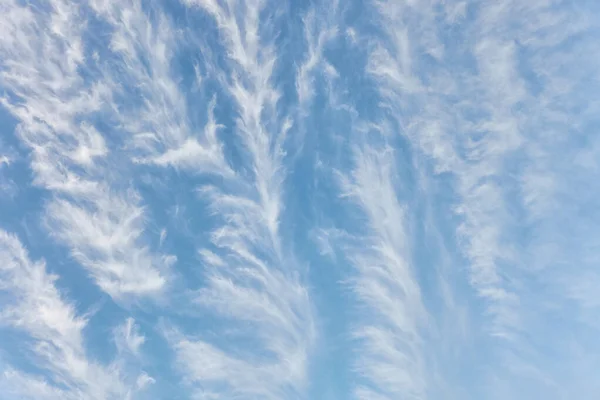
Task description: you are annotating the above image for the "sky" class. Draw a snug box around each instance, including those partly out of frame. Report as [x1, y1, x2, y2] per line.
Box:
[0, 0, 600, 399]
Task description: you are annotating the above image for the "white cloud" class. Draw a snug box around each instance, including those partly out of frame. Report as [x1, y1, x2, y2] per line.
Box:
[0, 155, 11, 168]
[336, 140, 427, 400]
[88, 0, 230, 176]
[0, 154, 17, 199]
[310, 227, 350, 261]
[0, 229, 145, 399]
[45, 193, 168, 299]
[0, 0, 169, 300]
[159, 0, 317, 398]
[147, 100, 230, 176]
[135, 372, 155, 391]
[114, 317, 146, 356]
[368, 0, 520, 346]
[367, 0, 600, 396]
[1, 0, 597, 398]
[296, 4, 339, 108]
[0, 369, 70, 400]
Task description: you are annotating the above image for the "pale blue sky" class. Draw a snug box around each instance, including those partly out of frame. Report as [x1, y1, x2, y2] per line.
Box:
[1, 0, 600, 399]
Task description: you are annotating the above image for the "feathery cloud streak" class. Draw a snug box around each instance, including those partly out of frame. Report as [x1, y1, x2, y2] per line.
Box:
[0, 230, 151, 399]
[0, 0, 599, 399]
[367, 0, 600, 397]
[0, 0, 168, 300]
[161, 0, 317, 398]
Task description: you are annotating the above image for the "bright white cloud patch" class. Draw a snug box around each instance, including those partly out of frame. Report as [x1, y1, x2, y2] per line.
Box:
[0, 230, 150, 399]
[1, 0, 599, 399]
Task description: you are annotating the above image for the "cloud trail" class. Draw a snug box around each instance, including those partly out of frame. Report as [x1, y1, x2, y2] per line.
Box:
[0, 0, 599, 398]
[0, 0, 169, 301]
[338, 137, 428, 399]
[365, 0, 600, 397]
[154, 0, 317, 398]
[0, 229, 151, 399]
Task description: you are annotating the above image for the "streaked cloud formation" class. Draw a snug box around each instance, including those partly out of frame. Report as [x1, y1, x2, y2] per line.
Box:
[1, 0, 599, 399]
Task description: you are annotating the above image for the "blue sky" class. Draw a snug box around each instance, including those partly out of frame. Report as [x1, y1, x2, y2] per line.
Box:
[1, 0, 600, 399]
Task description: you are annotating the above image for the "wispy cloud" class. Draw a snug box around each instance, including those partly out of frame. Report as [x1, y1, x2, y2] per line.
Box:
[366, 0, 600, 396]
[114, 317, 147, 357]
[0, 229, 150, 399]
[89, 0, 230, 176]
[296, 2, 339, 109]
[367, 0, 522, 353]
[0, 155, 11, 168]
[335, 133, 427, 399]
[156, 0, 317, 398]
[0, 0, 169, 300]
[0, 368, 70, 400]
[1, 0, 599, 398]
